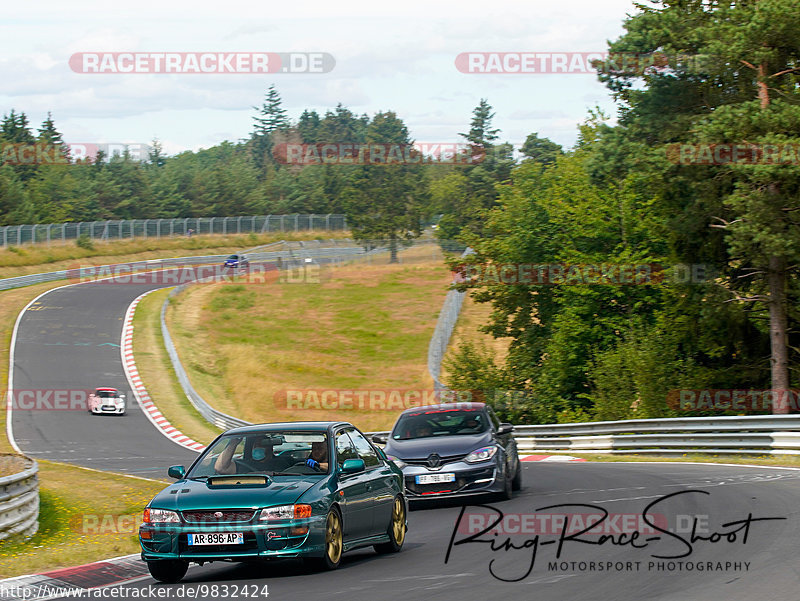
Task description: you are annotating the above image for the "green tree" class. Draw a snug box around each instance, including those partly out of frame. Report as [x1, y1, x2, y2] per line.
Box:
[343, 111, 426, 262]
[598, 0, 800, 412]
[251, 85, 290, 171]
[521, 132, 563, 166]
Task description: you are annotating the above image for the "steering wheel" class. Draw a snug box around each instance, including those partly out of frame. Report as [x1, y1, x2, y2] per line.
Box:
[291, 459, 321, 472]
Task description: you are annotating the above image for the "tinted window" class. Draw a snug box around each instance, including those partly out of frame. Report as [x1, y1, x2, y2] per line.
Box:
[346, 430, 380, 468]
[392, 410, 490, 440]
[335, 430, 359, 467]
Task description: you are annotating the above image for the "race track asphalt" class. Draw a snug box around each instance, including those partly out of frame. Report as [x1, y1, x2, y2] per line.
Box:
[10, 281, 199, 478]
[116, 462, 800, 601]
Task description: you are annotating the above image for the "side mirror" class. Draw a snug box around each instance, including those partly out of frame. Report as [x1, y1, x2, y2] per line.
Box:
[168, 465, 186, 479]
[371, 434, 388, 445]
[497, 423, 514, 435]
[341, 458, 366, 474]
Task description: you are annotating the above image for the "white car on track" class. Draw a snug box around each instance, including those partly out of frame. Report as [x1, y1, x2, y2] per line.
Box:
[88, 387, 126, 415]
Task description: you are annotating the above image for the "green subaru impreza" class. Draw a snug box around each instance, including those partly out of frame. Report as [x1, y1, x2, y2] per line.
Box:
[139, 421, 407, 583]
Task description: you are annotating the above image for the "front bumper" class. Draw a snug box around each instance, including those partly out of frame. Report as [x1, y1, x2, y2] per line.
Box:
[139, 515, 326, 562]
[401, 460, 503, 498]
[91, 404, 125, 414]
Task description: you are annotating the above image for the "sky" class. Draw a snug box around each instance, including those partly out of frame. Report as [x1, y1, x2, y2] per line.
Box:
[2, 0, 640, 157]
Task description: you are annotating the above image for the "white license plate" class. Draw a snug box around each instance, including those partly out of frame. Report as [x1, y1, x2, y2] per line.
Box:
[416, 473, 455, 485]
[187, 532, 243, 546]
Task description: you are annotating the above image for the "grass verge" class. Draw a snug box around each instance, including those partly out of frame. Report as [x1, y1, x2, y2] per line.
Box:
[441, 292, 510, 384]
[166, 246, 452, 433]
[0, 461, 165, 578]
[132, 289, 221, 446]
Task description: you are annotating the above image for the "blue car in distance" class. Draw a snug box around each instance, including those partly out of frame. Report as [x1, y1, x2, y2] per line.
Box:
[139, 422, 407, 583]
[223, 253, 249, 269]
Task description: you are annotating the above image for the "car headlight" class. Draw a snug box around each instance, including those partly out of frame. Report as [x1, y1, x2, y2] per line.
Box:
[386, 455, 406, 469]
[259, 504, 312, 521]
[143, 508, 180, 523]
[465, 446, 498, 463]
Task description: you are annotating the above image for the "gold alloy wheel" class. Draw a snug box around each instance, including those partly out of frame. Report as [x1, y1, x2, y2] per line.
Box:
[325, 511, 343, 564]
[391, 497, 406, 545]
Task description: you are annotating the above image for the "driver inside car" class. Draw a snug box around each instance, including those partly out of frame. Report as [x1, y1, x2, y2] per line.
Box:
[305, 441, 329, 472]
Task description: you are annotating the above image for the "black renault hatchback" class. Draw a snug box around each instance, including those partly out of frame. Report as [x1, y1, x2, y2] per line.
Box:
[373, 402, 521, 501]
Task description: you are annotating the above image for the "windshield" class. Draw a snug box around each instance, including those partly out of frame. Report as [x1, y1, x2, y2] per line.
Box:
[226, 255, 239, 261]
[392, 410, 489, 440]
[96, 390, 117, 398]
[187, 430, 330, 478]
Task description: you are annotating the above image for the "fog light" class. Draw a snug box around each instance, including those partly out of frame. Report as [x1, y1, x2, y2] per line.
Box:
[290, 526, 309, 536]
[140, 531, 152, 540]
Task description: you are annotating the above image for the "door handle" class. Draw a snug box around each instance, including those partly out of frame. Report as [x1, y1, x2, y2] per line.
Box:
[366, 483, 372, 491]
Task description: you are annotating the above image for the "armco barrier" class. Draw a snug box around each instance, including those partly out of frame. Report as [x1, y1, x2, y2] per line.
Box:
[427, 247, 472, 390]
[0, 455, 39, 541]
[511, 414, 800, 455]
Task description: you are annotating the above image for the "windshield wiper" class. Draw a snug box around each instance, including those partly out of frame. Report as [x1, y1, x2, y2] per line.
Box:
[187, 476, 209, 481]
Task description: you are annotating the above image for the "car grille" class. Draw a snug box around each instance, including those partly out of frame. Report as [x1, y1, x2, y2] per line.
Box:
[178, 532, 259, 553]
[182, 510, 256, 523]
[403, 453, 467, 467]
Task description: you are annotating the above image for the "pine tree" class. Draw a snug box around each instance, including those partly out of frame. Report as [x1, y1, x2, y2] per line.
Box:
[37, 112, 70, 162]
[148, 138, 167, 167]
[251, 85, 290, 171]
[459, 99, 499, 148]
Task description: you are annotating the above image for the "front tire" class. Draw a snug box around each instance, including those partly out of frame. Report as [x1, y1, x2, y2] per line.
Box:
[497, 464, 513, 501]
[305, 508, 343, 571]
[511, 460, 522, 491]
[147, 560, 188, 584]
[374, 496, 406, 554]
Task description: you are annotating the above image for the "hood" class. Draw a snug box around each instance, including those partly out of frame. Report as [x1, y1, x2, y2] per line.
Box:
[148, 476, 319, 511]
[384, 431, 493, 460]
